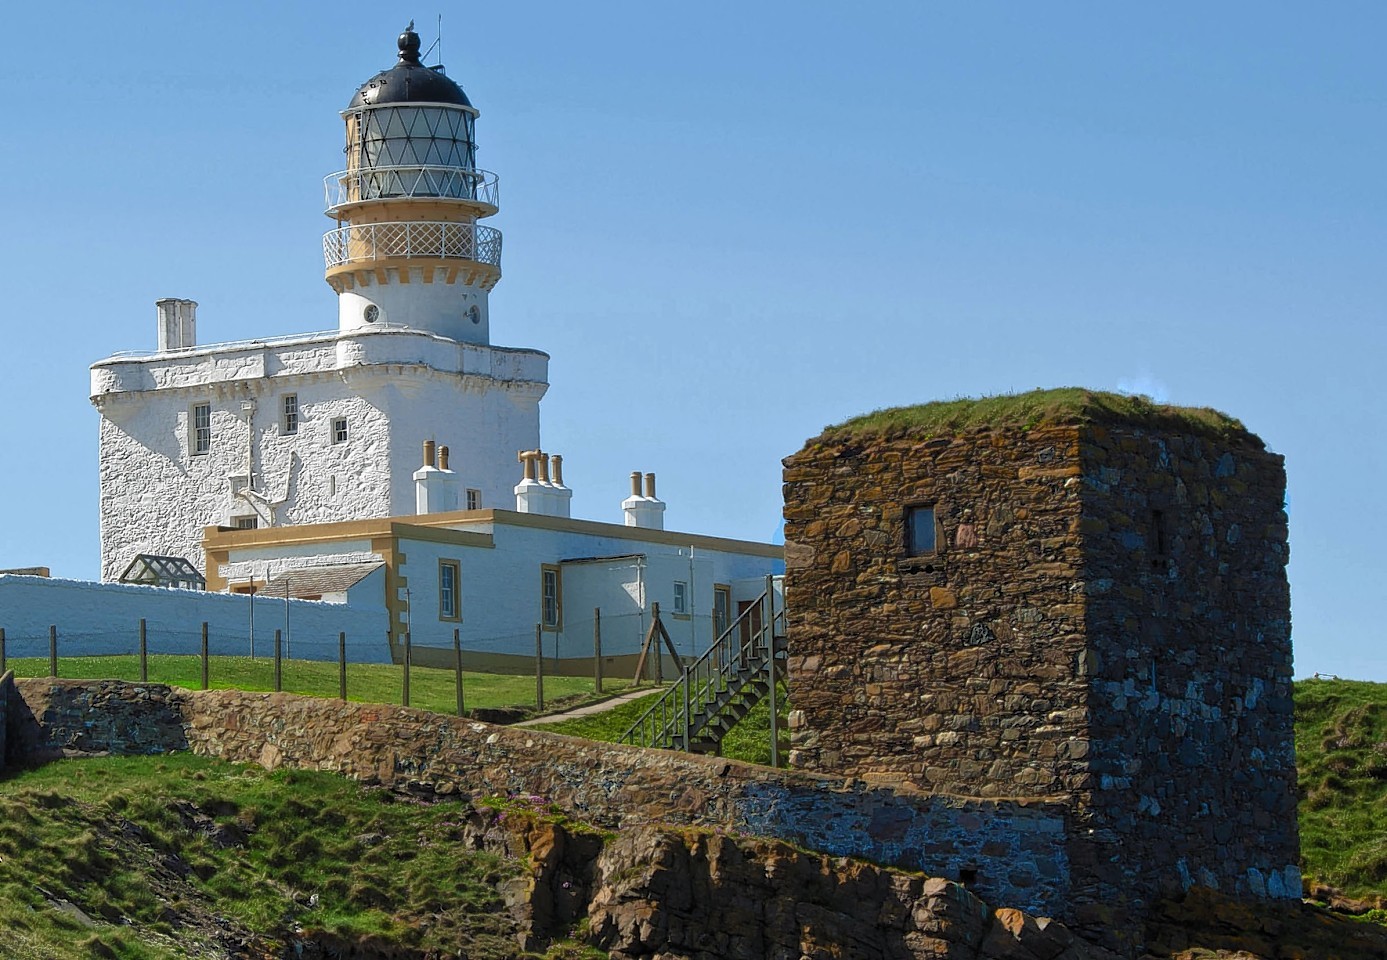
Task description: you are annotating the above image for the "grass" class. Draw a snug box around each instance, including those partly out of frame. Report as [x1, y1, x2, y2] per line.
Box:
[534, 682, 790, 767]
[1296, 678, 1387, 901]
[0, 754, 526, 959]
[818, 387, 1255, 444]
[6, 653, 622, 717]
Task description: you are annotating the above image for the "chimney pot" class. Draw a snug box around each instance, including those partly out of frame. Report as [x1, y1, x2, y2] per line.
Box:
[423, 440, 437, 468]
[538, 452, 551, 484]
[439, 445, 450, 471]
[630, 471, 642, 496]
[644, 472, 657, 499]
[551, 454, 564, 486]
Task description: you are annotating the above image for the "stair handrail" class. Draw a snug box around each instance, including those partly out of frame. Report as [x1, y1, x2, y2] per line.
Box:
[620, 586, 777, 748]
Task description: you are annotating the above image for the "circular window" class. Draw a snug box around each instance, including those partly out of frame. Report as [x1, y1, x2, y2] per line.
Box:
[467, 306, 481, 325]
[363, 304, 380, 323]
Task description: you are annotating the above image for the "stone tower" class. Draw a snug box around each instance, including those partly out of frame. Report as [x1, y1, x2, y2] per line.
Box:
[781, 389, 1299, 947]
[90, 27, 547, 581]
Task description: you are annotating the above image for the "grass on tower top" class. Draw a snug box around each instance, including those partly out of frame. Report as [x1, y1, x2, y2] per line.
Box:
[819, 387, 1256, 444]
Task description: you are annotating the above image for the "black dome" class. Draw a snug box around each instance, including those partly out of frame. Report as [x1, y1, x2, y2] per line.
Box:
[347, 26, 473, 110]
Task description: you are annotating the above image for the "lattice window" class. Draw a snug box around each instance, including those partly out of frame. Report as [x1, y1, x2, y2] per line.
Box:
[191, 403, 211, 456]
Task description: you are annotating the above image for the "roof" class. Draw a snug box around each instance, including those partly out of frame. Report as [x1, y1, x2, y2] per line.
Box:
[119, 554, 206, 589]
[347, 26, 472, 110]
[261, 562, 383, 598]
[817, 387, 1260, 447]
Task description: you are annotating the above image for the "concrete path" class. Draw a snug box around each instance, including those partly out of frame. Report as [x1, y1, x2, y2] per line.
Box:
[516, 686, 666, 726]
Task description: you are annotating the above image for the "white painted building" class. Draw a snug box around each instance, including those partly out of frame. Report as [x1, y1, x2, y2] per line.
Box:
[76, 26, 783, 667]
[91, 26, 544, 582]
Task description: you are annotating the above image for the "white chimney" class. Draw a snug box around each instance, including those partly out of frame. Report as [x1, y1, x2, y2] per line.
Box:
[623, 471, 666, 530]
[156, 298, 198, 352]
[514, 450, 545, 513]
[414, 440, 459, 514]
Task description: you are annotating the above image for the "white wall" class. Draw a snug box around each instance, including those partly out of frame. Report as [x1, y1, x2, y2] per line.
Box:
[92, 326, 547, 581]
[394, 519, 781, 661]
[0, 574, 389, 663]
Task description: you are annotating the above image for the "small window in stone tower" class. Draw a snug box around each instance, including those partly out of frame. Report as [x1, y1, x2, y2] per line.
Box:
[281, 394, 299, 435]
[191, 403, 212, 456]
[466, 488, 482, 511]
[332, 418, 349, 444]
[1150, 510, 1168, 566]
[905, 505, 936, 556]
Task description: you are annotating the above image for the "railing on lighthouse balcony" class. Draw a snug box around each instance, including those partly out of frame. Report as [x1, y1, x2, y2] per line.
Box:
[324, 166, 499, 215]
[322, 221, 502, 269]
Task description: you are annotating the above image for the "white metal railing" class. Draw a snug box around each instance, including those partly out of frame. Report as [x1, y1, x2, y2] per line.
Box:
[323, 221, 503, 270]
[324, 166, 499, 212]
[99, 323, 416, 361]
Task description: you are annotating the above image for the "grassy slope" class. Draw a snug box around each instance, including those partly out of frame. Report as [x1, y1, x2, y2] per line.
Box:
[1295, 678, 1387, 902]
[0, 754, 524, 959]
[533, 682, 790, 766]
[7, 653, 617, 717]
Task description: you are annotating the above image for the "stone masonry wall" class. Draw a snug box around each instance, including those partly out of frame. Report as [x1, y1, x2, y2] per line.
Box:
[1068, 425, 1298, 917]
[779, 415, 1299, 953]
[7, 679, 1073, 922]
[782, 425, 1093, 801]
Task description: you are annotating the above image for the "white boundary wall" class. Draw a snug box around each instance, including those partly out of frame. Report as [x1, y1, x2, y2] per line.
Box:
[0, 574, 389, 663]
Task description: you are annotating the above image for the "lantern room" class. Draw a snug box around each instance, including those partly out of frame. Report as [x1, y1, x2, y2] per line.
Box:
[323, 25, 502, 343]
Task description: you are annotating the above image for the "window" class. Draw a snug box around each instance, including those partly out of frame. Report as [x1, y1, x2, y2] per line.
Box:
[672, 580, 689, 615]
[439, 559, 461, 621]
[466, 488, 482, 511]
[191, 403, 212, 456]
[281, 394, 299, 435]
[332, 417, 348, 444]
[541, 564, 562, 630]
[905, 505, 936, 556]
[233, 517, 258, 530]
[713, 585, 732, 637]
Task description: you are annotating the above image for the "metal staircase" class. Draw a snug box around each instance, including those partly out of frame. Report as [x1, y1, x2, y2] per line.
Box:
[620, 577, 786, 759]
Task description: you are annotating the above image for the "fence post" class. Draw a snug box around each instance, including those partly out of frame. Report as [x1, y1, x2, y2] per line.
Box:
[652, 603, 663, 685]
[139, 619, 148, 682]
[49, 625, 57, 678]
[0, 627, 6, 676]
[766, 573, 779, 769]
[200, 622, 209, 691]
[535, 623, 545, 711]
[338, 632, 347, 701]
[593, 607, 603, 694]
[402, 632, 411, 708]
[274, 629, 283, 692]
[454, 627, 464, 717]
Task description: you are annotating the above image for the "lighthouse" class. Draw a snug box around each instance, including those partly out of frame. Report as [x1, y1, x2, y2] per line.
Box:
[325, 25, 502, 343]
[89, 26, 548, 581]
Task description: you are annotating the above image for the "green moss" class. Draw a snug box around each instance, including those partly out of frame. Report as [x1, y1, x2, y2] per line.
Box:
[816, 387, 1257, 446]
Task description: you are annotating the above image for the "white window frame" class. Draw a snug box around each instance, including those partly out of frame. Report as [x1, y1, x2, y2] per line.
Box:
[331, 417, 348, 444]
[191, 402, 212, 456]
[439, 559, 461, 621]
[281, 394, 299, 435]
[672, 580, 689, 615]
[466, 488, 482, 511]
[541, 565, 562, 631]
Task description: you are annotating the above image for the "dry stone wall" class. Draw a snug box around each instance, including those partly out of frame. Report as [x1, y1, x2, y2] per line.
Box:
[782, 425, 1091, 799]
[7, 678, 1072, 922]
[1070, 425, 1298, 919]
[780, 413, 1299, 953]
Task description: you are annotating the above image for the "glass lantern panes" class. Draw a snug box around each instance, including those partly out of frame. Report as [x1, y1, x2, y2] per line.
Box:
[348, 106, 478, 201]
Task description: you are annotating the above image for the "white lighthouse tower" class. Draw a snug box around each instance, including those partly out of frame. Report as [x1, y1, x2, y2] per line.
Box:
[325, 25, 501, 342]
[90, 26, 548, 581]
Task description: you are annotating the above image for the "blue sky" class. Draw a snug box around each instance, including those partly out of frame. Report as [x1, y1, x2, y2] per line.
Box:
[0, 3, 1382, 679]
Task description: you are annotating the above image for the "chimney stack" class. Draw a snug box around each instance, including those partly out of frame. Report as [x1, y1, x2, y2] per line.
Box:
[414, 437, 458, 514]
[514, 449, 545, 514]
[156, 298, 198, 352]
[623, 470, 666, 530]
[549, 453, 572, 518]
